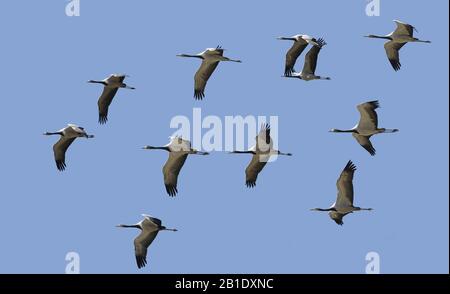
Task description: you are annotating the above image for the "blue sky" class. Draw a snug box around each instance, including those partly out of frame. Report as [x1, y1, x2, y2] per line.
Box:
[0, 0, 448, 274]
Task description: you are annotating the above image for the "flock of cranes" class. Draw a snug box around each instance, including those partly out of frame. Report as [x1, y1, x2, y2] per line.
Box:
[43, 19, 429, 269]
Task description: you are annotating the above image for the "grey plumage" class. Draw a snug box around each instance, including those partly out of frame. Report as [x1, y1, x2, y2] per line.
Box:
[365, 20, 431, 71]
[330, 100, 399, 156]
[117, 215, 177, 269]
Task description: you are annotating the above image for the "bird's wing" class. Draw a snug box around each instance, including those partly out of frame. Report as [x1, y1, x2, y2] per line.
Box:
[393, 20, 415, 37]
[53, 137, 76, 171]
[335, 160, 356, 208]
[134, 230, 158, 269]
[284, 40, 308, 76]
[352, 134, 376, 156]
[107, 74, 126, 84]
[245, 154, 268, 188]
[194, 59, 220, 100]
[162, 152, 189, 196]
[211, 46, 225, 56]
[384, 41, 406, 71]
[142, 215, 162, 227]
[328, 211, 351, 226]
[97, 87, 119, 124]
[256, 123, 272, 151]
[301, 38, 326, 75]
[357, 100, 379, 131]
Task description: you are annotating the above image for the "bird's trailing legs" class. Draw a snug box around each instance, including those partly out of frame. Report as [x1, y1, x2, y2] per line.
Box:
[160, 227, 178, 232]
[221, 56, 242, 63]
[381, 128, 399, 133]
[190, 150, 209, 155]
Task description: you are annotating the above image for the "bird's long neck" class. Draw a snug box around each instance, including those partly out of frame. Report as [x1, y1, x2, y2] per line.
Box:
[366, 35, 391, 40]
[230, 151, 256, 154]
[117, 224, 140, 229]
[278, 37, 296, 41]
[143, 146, 171, 151]
[44, 131, 64, 136]
[88, 80, 107, 85]
[312, 208, 335, 212]
[355, 207, 373, 211]
[178, 54, 203, 59]
[331, 129, 355, 133]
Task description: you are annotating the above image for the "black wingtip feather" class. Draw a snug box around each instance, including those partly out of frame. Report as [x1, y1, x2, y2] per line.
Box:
[194, 90, 205, 100]
[261, 123, 270, 132]
[260, 123, 271, 144]
[345, 160, 357, 172]
[366, 144, 377, 156]
[284, 67, 295, 77]
[368, 100, 380, 109]
[316, 37, 327, 48]
[98, 114, 108, 124]
[56, 161, 66, 171]
[165, 185, 178, 197]
[334, 220, 344, 226]
[136, 256, 147, 269]
[389, 58, 401, 71]
[246, 181, 256, 188]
